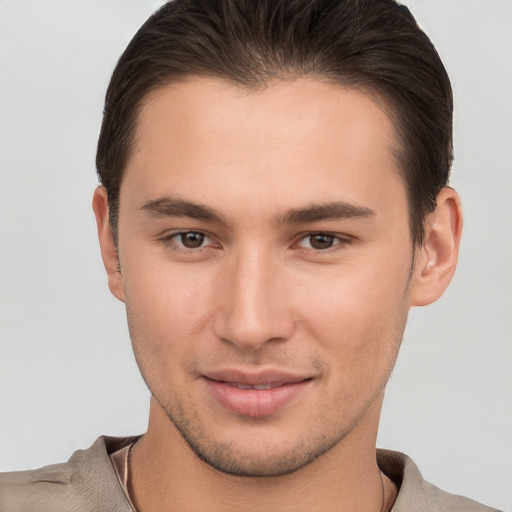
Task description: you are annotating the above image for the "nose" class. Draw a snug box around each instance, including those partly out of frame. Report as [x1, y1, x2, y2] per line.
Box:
[213, 247, 295, 351]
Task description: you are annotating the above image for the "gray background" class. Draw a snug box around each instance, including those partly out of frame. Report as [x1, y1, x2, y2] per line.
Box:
[0, 1, 511, 510]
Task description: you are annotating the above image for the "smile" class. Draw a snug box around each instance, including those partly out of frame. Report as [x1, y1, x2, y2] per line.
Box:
[224, 382, 287, 390]
[202, 371, 313, 417]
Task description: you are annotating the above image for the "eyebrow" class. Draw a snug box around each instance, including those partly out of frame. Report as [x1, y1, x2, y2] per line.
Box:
[140, 197, 228, 225]
[140, 197, 375, 226]
[278, 202, 375, 224]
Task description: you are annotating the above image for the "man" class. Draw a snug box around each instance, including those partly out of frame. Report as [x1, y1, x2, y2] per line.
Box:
[0, 1, 503, 511]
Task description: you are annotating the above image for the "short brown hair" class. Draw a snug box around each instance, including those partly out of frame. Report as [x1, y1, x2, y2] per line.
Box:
[96, 0, 453, 246]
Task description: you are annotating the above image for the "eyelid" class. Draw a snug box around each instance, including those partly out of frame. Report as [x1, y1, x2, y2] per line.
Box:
[159, 230, 218, 251]
[158, 229, 354, 254]
[294, 232, 353, 252]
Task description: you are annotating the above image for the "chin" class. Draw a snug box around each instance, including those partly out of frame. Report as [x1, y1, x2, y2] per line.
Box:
[161, 400, 349, 477]
[180, 435, 329, 477]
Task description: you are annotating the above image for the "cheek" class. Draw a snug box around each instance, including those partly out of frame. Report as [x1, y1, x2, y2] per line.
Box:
[122, 257, 217, 364]
[292, 254, 411, 358]
[299, 267, 409, 408]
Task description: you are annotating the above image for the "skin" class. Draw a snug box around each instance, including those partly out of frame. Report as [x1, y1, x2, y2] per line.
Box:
[93, 77, 462, 511]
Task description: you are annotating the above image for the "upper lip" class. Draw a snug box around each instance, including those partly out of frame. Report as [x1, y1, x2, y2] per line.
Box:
[203, 368, 313, 387]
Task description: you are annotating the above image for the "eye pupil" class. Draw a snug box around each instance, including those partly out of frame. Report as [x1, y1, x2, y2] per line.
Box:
[310, 234, 334, 250]
[181, 232, 204, 248]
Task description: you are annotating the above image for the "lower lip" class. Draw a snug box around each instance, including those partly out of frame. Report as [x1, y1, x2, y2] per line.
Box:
[204, 378, 311, 417]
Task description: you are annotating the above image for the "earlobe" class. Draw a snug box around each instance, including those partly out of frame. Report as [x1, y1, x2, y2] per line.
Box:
[410, 187, 463, 307]
[92, 187, 125, 302]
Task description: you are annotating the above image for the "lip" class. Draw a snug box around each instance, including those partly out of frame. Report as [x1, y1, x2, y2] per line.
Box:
[202, 368, 313, 417]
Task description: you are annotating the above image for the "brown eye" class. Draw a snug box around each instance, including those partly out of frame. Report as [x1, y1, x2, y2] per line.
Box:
[308, 234, 335, 250]
[179, 232, 205, 248]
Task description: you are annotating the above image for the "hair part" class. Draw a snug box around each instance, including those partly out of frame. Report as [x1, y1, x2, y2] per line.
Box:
[96, 0, 453, 246]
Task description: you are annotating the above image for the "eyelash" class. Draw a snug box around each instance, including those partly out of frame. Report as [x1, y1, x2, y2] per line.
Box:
[295, 233, 352, 253]
[160, 231, 215, 252]
[159, 231, 352, 255]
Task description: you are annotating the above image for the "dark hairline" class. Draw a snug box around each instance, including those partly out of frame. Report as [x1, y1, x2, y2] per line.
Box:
[97, 0, 453, 250]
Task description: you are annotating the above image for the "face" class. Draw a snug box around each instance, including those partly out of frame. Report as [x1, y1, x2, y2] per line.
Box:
[112, 77, 415, 476]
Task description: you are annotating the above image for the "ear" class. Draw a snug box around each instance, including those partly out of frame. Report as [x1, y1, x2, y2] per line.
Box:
[92, 187, 125, 302]
[410, 187, 463, 307]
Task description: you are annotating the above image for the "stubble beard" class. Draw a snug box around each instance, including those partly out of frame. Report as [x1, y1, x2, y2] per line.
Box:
[146, 344, 402, 479]
[152, 391, 351, 477]
[126, 263, 412, 478]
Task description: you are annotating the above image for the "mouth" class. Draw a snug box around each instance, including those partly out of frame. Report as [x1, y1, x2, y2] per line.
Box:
[221, 382, 291, 390]
[202, 369, 313, 417]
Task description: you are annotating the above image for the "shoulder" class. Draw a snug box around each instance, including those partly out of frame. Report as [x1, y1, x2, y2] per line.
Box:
[377, 449, 503, 512]
[0, 436, 137, 512]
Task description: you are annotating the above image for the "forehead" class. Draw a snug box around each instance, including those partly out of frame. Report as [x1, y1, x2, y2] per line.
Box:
[123, 77, 405, 221]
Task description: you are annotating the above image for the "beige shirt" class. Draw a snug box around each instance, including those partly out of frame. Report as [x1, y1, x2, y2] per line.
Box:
[0, 436, 502, 512]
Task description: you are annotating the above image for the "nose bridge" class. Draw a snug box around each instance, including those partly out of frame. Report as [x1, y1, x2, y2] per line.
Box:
[215, 243, 293, 350]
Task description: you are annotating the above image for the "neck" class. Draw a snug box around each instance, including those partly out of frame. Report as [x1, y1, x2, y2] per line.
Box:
[129, 395, 393, 512]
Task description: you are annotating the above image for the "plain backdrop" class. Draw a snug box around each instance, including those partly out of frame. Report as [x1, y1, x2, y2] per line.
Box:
[0, 1, 511, 510]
